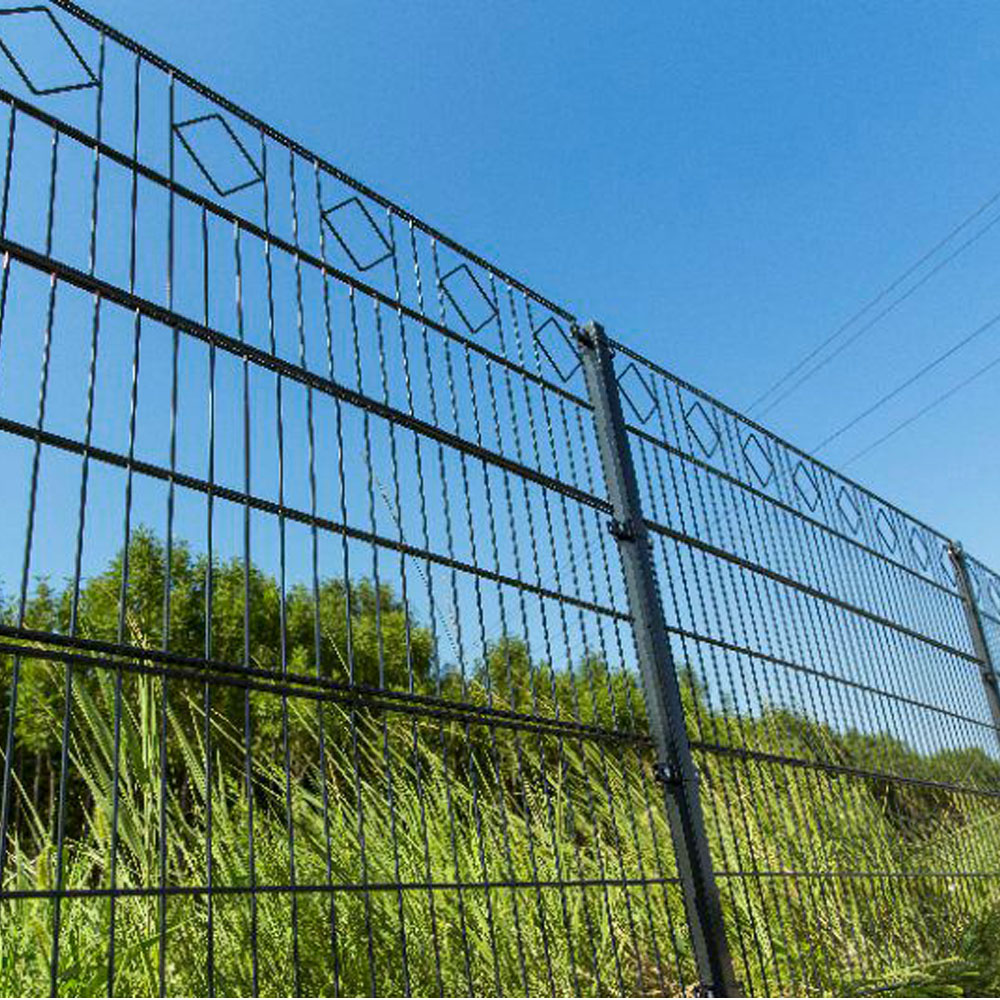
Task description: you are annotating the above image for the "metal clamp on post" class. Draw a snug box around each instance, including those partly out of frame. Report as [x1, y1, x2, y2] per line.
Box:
[652, 760, 686, 787]
[607, 518, 636, 542]
[572, 322, 594, 350]
[577, 319, 739, 996]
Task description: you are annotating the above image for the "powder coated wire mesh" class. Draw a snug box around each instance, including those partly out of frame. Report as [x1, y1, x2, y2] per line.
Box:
[0, 3, 996, 997]
[613, 340, 1000, 995]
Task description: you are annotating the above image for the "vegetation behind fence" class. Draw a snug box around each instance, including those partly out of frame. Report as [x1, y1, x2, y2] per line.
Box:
[0, 3, 999, 995]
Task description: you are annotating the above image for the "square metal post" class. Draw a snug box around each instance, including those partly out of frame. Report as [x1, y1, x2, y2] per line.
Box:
[949, 542, 1000, 749]
[575, 320, 738, 997]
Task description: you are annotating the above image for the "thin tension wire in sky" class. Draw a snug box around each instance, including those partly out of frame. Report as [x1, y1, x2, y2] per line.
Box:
[844, 348, 1000, 467]
[747, 184, 1000, 417]
[812, 305, 1000, 455]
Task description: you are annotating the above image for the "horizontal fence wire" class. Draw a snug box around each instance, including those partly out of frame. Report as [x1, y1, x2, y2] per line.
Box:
[611, 337, 1000, 996]
[966, 554, 1000, 668]
[0, 4, 693, 997]
[0, 2, 996, 997]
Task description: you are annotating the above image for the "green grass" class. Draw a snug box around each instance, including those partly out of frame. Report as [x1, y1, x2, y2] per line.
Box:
[0, 667, 689, 996]
[1, 528, 1000, 995]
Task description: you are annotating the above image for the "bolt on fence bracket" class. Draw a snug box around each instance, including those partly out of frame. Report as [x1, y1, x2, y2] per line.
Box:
[607, 517, 638, 542]
[949, 542, 1000, 749]
[652, 760, 689, 786]
[576, 319, 739, 997]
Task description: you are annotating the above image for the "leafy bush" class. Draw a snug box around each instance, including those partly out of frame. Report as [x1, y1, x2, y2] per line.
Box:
[1, 528, 998, 995]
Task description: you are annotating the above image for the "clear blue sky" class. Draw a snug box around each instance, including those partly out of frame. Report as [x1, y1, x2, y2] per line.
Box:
[24, 1, 1000, 567]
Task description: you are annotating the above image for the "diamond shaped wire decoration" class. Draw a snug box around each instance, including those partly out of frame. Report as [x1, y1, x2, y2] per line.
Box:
[322, 196, 393, 272]
[875, 507, 897, 553]
[909, 527, 930, 571]
[683, 400, 720, 458]
[439, 263, 498, 334]
[742, 433, 774, 487]
[989, 579, 1000, 617]
[837, 486, 862, 535]
[793, 461, 820, 512]
[617, 362, 657, 424]
[968, 563, 983, 604]
[174, 113, 263, 198]
[532, 316, 580, 382]
[0, 6, 97, 96]
[940, 543, 956, 587]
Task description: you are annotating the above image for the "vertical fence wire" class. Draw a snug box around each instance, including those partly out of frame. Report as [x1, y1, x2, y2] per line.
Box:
[0, 3, 997, 997]
[611, 337, 1000, 996]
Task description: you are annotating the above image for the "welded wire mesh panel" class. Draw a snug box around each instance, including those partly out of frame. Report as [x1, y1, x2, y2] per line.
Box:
[3, 3, 1000, 999]
[967, 555, 1000, 672]
[612, 339, 1000, 995]
[0, 3, 696, 995]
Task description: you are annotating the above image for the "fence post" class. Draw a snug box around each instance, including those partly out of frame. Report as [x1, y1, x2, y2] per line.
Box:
[948, 542, 1000, 748]
[575, 320, 738, 997]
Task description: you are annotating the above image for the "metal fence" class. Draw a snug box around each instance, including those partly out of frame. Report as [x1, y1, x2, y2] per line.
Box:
[0, 3, 997, 996]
